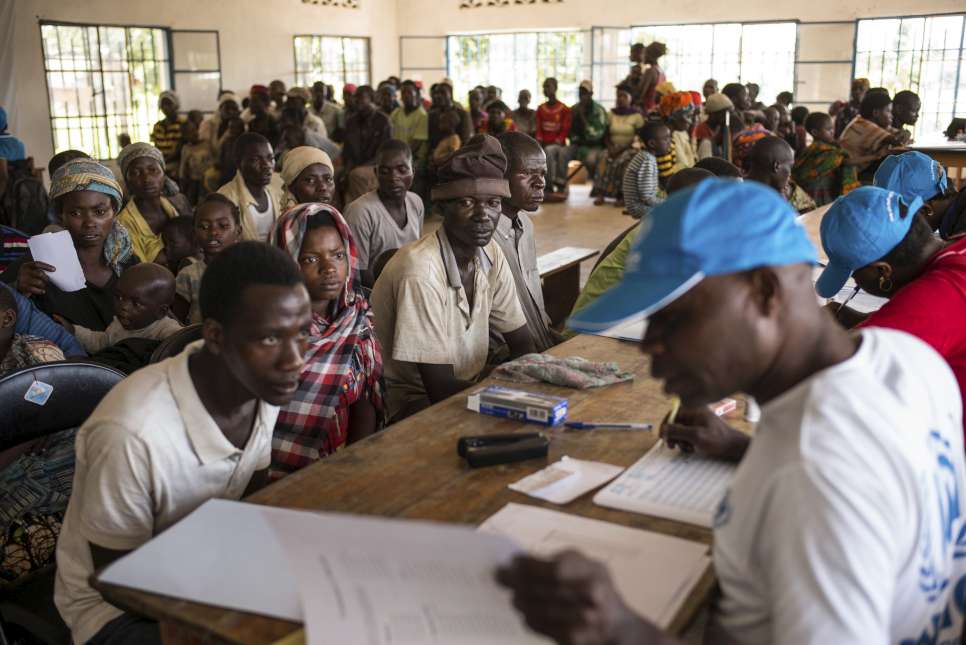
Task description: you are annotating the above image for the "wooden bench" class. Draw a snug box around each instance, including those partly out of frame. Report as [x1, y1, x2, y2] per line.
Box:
[537, 246, 599, 327]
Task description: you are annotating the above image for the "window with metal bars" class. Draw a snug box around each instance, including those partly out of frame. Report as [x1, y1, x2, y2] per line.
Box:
[293, 35, 371, 89]
[41, 22, 171, 161]
[854, 14, 966, 137]
[629, 22, 797, 110]
[446, 31, 587, 107]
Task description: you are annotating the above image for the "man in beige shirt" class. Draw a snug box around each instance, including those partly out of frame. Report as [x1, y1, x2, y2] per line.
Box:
[493, 132, 559, 354]
[371, 135, 534, 421]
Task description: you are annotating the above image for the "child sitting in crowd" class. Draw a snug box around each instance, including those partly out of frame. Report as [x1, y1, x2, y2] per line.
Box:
[623, 120, 671, 220]
[179, 120, 212, 206]
[792, 111, 860, 206]
[53, 263, 182, 353]
[160, 216, 201, 275]
[0, 285, 64, 373]
[173, 193, 243, 324]
[431, 110, 462, 165]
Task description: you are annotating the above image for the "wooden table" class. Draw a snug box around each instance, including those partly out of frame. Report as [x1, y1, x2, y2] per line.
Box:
[537, 246, 600, 326]
[910, 139, 966, 190]
[96, 334, 749, 644]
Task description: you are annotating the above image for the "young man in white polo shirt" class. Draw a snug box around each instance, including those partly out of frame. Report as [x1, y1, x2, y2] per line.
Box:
[497, 179, 966, 645]
[54, 242, 312, 645]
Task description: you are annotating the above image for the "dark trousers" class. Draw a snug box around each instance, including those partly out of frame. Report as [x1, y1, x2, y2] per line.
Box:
[86, 613, 161, 645]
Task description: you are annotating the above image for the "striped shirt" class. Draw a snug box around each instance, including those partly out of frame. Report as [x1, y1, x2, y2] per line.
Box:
[623, 150, 663, 220]
[150, 116, 186, 176]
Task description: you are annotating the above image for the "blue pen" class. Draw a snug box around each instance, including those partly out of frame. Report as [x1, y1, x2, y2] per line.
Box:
[564, 422, 654, 431]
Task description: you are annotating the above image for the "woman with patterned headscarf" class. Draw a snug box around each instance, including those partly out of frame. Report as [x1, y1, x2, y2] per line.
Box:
[115, 142, 190, 263]
[0, 159, 137, 330]
[268, 202, 384, 479]
[659, 91, 698, 170]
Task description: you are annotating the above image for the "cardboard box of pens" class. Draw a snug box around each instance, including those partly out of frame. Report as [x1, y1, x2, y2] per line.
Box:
[466, 386, 568, 426]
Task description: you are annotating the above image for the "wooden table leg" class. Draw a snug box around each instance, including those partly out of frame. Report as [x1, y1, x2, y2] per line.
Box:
[542, 265, 581, 328]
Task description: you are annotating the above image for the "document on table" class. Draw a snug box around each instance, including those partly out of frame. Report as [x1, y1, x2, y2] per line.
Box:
[99, 499, 549, 644]
[593, 441, 737, 528]
[269, 506, 550, 645]
[27, 230, 86, 292]
[810, 266, 887, 314]
[508, 456, 624, 504]
[479, 503, 711, 629]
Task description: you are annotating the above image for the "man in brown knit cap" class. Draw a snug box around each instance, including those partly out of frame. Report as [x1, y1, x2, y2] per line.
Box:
[370, 134, 534, 421]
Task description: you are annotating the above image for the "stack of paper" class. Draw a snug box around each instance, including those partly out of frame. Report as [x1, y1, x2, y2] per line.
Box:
[593, 441, 737, 528]
[479, 503, 711, 629]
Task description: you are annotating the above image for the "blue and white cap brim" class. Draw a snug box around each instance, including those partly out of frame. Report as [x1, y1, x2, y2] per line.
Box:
[567, 271, 705, 334]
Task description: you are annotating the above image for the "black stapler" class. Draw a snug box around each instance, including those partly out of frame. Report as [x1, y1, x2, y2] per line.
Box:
[457, 433, 550, 468]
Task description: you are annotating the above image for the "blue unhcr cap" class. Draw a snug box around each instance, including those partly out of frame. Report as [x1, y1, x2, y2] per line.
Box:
[568, 179, 818, 332]
[873, 151, 947, 202]
[815, 186, 923, 298]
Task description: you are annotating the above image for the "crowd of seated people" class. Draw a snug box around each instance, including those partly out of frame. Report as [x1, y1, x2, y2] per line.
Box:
[1, 39, 966, 645]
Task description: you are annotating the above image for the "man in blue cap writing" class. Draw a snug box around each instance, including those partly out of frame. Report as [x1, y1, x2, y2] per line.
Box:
[497, 179, 966, 645]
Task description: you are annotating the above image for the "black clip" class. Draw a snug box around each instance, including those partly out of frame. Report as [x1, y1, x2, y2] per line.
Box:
[457, 433, 549, 468]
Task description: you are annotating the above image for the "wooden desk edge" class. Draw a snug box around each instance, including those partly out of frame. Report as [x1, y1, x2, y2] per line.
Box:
[94, 560, 716, 643]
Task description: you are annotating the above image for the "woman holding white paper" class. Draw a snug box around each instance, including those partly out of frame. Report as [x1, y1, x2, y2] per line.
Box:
[0, 159, 137, 330]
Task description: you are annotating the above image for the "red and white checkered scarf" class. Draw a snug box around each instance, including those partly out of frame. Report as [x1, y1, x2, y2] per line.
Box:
[269, 202, 385, 478]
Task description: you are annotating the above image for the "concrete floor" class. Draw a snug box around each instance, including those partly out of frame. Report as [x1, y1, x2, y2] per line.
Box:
[423, 184, 636, 287]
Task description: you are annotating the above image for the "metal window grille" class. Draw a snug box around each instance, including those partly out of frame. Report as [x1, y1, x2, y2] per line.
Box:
[446, 31, 588, 106]
[41, 22, 171, 161]
[629, 22, 797, 109]
[854, 14, 966, 137]
[294, 35, 371, 89]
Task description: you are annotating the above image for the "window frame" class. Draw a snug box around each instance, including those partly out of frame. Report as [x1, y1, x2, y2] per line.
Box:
[292, 34, 372, 89]
[445, 29, 590, 106]
[852, 11, 966, 137]
[626, 19, 799, 108]
[39, 19, 175, 162]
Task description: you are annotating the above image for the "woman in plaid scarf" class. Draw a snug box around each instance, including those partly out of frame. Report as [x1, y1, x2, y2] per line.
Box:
[268, 202, 385, 479]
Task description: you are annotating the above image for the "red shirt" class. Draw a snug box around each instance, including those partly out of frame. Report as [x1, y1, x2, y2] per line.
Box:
[535, 101, 572, 145]
[859, 236, 966, 433]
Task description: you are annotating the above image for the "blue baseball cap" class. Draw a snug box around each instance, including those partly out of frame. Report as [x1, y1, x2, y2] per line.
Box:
[873, 151, 947, 202]
[568, 179, 818, 332]
[815, 186, 924, 298]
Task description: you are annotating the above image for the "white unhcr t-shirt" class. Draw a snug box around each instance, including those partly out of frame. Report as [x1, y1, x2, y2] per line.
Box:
[709, 328, 966, 645]
[54, 342, 277, 644]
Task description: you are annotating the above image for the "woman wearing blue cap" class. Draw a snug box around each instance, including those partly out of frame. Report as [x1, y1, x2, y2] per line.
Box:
[874, 150, 966, 238]
[818, 185, 966, 437]
[498, 179, 966, 645]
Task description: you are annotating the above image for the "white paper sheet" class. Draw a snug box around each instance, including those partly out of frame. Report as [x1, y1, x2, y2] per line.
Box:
[27, 230, 86, 292]
[479, 503, 711, 629]
[98, 499, 301, 621]
[593, 441, 737, 528]
[269, 506, 550, 645]
[508, 456, 624, 504]
[589, 315, 648, 342]
[811, 266, 887, 314]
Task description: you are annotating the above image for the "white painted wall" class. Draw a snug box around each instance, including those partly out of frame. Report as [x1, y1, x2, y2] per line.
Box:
[6, 0, 965, 170]
[8, 0, 400, 170]
[396, 0, 964, 34]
